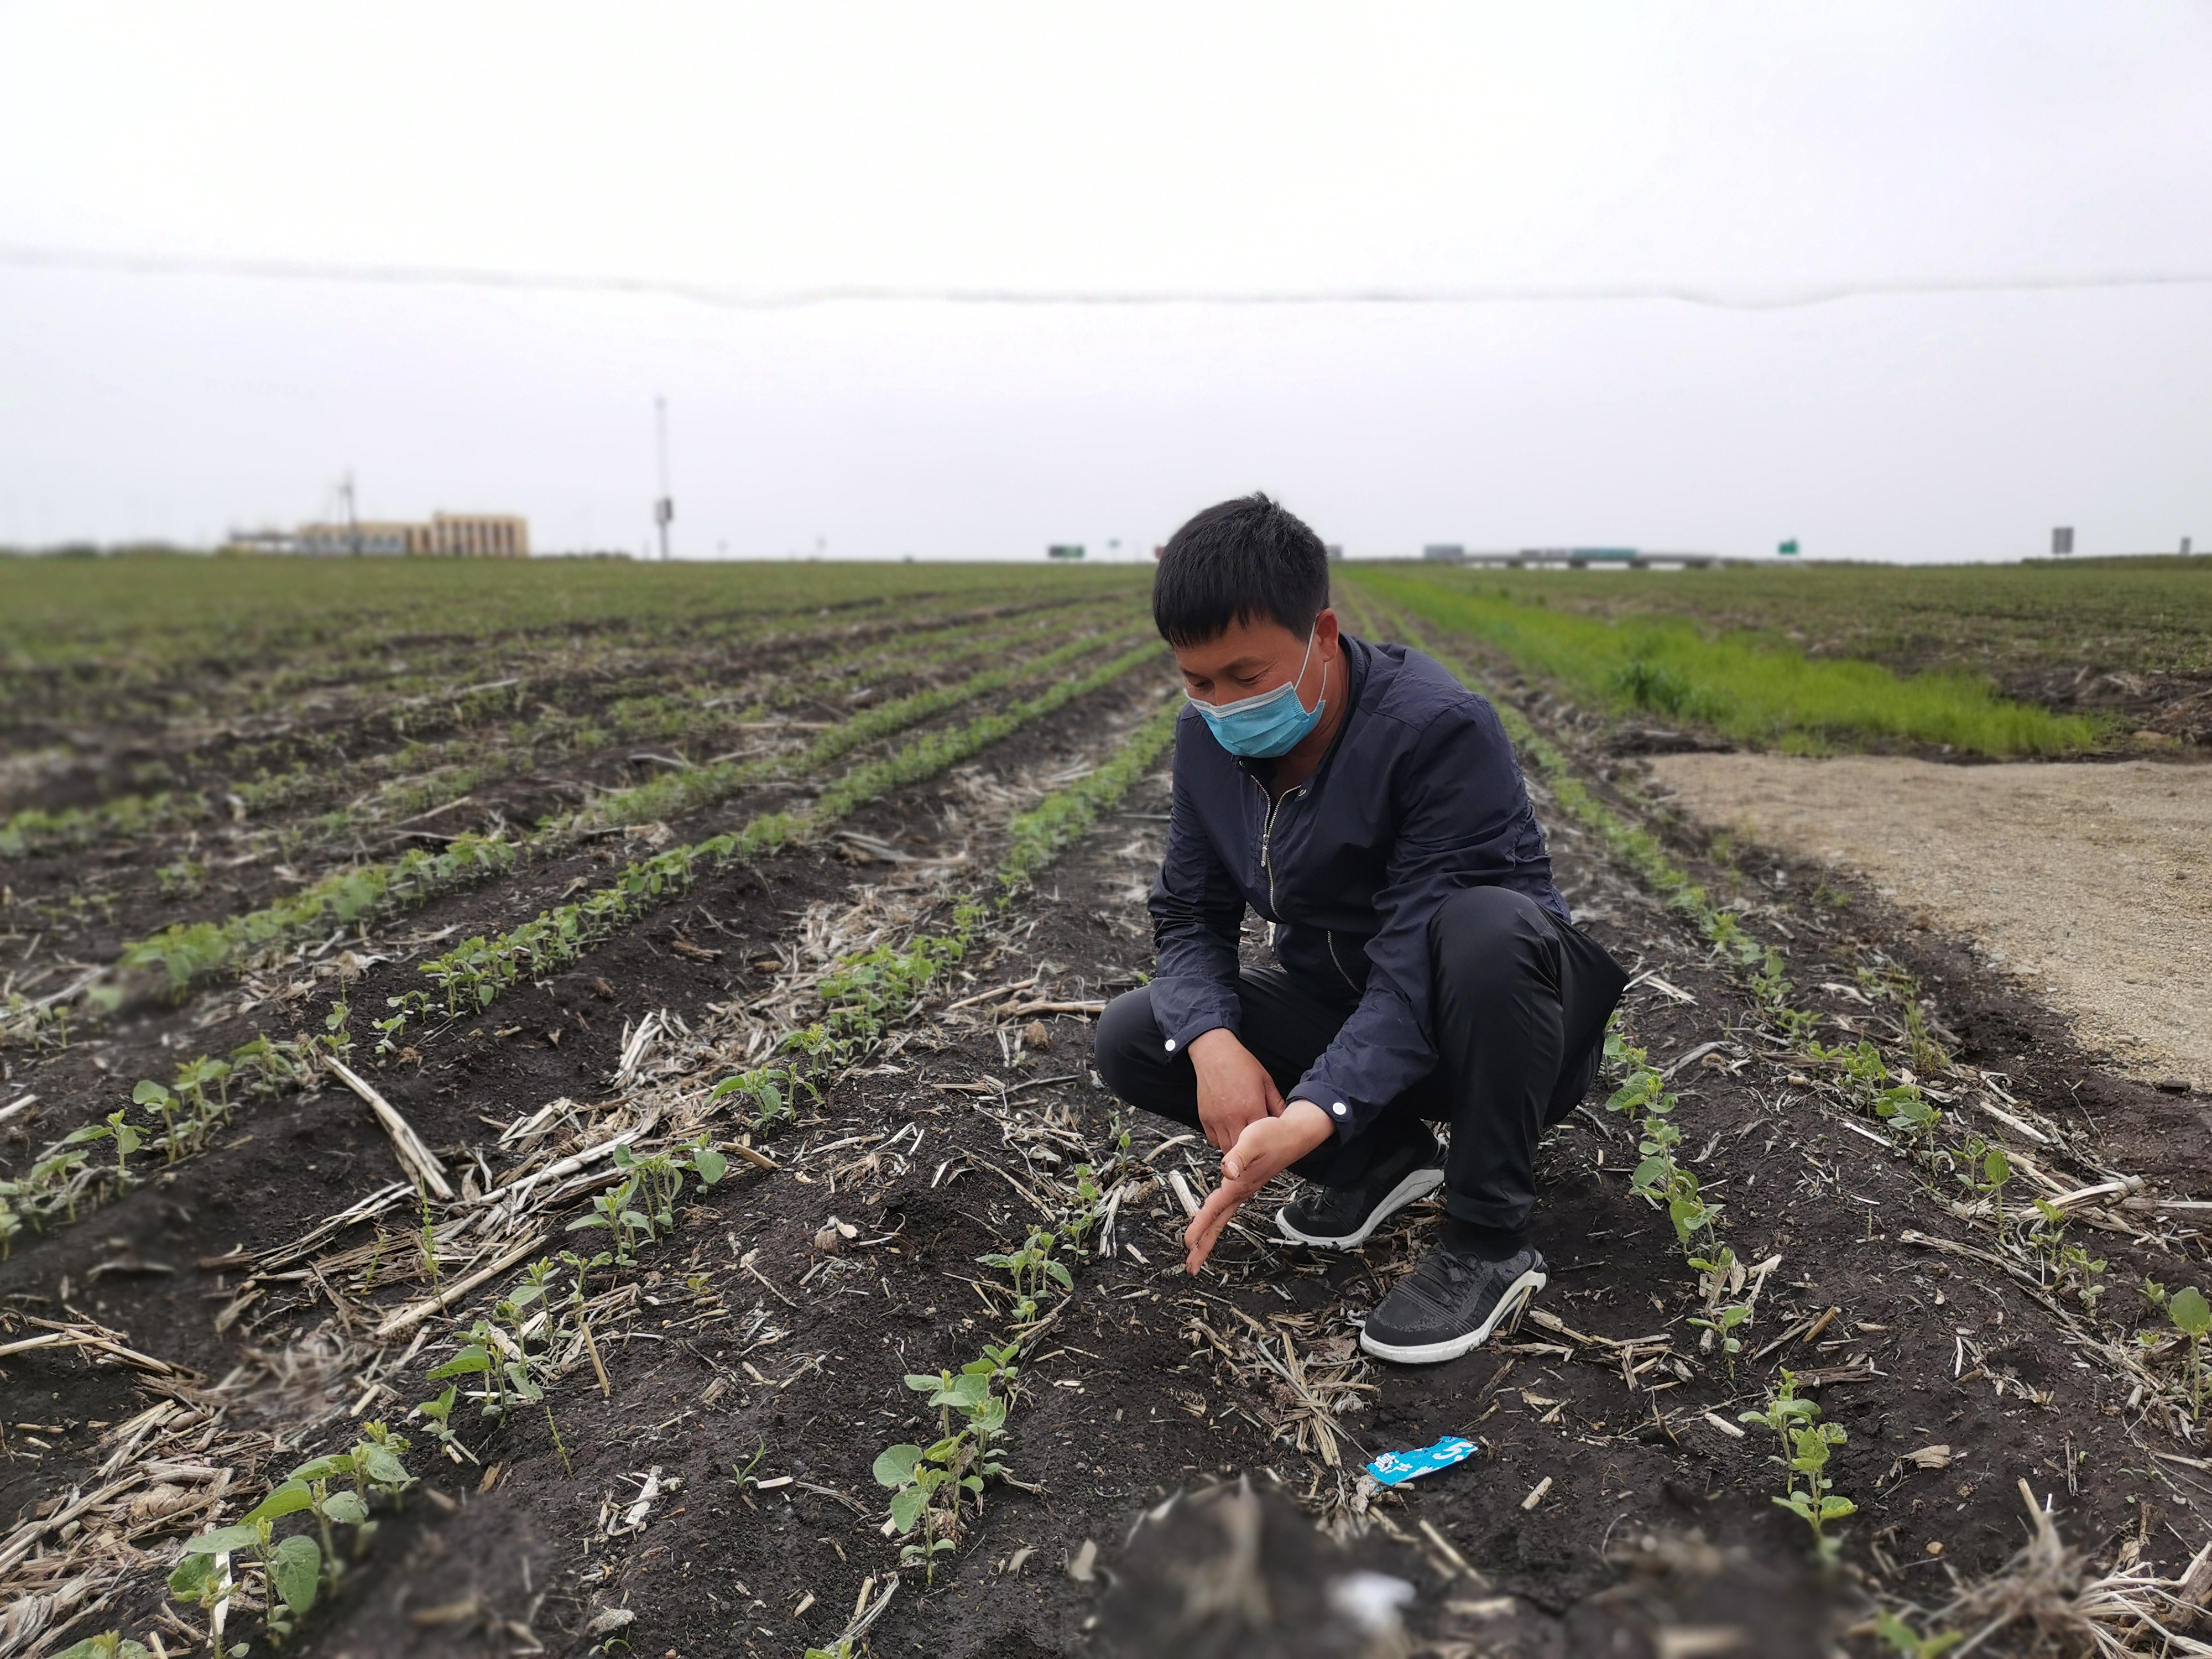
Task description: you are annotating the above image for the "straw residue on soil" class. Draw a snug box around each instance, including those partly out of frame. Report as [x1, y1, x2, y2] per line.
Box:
[1645, 753, 2212, 1086]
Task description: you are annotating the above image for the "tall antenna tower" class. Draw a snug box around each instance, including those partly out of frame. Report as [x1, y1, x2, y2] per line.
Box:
[653, 397, 674, 561]
[340, 471, 361, 557]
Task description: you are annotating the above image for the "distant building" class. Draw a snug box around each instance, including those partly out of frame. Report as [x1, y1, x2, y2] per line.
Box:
[229, 512, 530, 557]
[1325, 544, 1343, 562]
[1047, 544, 1085, 560]
[1422, 544, 1465, 562]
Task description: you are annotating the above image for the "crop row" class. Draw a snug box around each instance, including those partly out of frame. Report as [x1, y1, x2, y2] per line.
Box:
[2, 593, 1123, 862]
[408, 637, 1166, 1019]
[96, 618, 1154, 1006]
[995, 694, 1181, 896]
[3, 654, 1175, 1437]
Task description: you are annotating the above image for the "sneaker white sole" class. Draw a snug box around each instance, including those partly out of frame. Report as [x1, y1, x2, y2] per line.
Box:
[1274, 1164, 1446, 1251]
[1358, 1267, 1548, 1365]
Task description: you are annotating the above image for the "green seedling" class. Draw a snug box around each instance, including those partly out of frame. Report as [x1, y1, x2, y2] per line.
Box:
[1871, 1610, 1963, 1657]
[875, 1343, 1022, 1584]
[417, 1182, 442, 1291]
[568, 1178, 653, 1265]
[1740, 1370, 1855, 1568]
[1750, 950, 1821, 1042]
[156, 857, 206, 899]
[559, 1247, 614, 1392]
[1688, 1301, 1752, 1372]
[732, 1436, 771, 1490]
[415, 1383, 477, 1463]
[131, 1079, 185, 1161]
[168, 1431, 410, 1642]
[1976, 1145, 2012, 1239]
[428, 1317, 531, 1418]
[1062, 1164, 1104, 1245]
[978, 1230, 1071, 1323]
[54, 1637, 153, 1659]
[55, 1109, 144, 1193]
[371, 1011, 408, 1057]
[2027, 1201, 2106, 1308]
[709, 1065, 796, 1126]
[2169, 1285, 2211, 1415]
[1904, 1001, 1953, 1076]
[1873, 1084, 1942, 1146]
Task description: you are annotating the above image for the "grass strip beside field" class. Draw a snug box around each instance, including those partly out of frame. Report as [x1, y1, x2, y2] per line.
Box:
[105, 621, 1152, 999]
[1353, 568, 2109, 758]
[413, 639, 1168, 1015]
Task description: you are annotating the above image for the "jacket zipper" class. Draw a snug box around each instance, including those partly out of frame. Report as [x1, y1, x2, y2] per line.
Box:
[1257, 779, 1307, 919]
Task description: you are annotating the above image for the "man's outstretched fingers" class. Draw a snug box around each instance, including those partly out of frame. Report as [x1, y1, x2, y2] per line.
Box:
[1182, 1178, 1254, 1274]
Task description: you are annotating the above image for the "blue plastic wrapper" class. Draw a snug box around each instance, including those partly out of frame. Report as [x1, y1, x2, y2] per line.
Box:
[1365, 1434, 1479, 1487]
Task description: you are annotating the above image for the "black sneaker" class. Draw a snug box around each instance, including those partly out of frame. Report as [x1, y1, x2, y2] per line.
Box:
[1358, 1243, 1548, 1364]
[1274, 1138, 1445, 1250]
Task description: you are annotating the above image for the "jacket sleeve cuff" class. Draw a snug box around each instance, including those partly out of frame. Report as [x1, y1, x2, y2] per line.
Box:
[1289, 1068, 1373, 1141]
[1151, 979, 1241, 1058]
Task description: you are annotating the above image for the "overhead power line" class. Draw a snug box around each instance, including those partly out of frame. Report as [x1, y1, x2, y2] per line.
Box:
[3, 243, 2211, 311]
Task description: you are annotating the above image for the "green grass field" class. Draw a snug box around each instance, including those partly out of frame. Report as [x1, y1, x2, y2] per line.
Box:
[1360, 557, 2212, 683]
[1347, 559, 2212, 757]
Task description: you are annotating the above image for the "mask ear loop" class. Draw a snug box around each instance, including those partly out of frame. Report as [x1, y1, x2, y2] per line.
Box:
[1296, 629, 1327, 716]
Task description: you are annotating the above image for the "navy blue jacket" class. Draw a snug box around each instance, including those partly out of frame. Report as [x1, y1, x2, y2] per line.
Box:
[1147, 635, 1568, 1144]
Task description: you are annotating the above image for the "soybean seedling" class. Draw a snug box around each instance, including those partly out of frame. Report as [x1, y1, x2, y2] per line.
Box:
[131, 1080, 185, 1161]
[1062, 1163, 1105, 1245]
[557, 1246, 614, 1394]
[2169, 1286, 2211, 1416]
[415, 1383, 478, 1463]
[1740, 1370, 1855, 1568]
[978, 1230, 1071, 1324]
[417, 1182, 442, 1291]
[1965, 1144, 2013, 1241]
[53, 1636, 152, 1658]
[1872, 1610, 1963, 1658]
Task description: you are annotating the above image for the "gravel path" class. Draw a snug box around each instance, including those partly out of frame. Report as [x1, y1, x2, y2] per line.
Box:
[1645, 754, 2212, 1087]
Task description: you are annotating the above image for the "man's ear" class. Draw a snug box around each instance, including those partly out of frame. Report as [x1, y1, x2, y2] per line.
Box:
[1313, 607, 1342, 656]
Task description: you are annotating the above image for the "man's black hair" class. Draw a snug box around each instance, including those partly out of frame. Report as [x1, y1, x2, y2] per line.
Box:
[1151, 494, 1331, 647]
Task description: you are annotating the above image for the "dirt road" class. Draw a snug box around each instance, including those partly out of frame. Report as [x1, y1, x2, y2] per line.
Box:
[1645, 754, 2212, 1087]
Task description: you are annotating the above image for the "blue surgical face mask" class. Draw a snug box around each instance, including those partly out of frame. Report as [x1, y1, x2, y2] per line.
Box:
[1192, 630, 1328, 759]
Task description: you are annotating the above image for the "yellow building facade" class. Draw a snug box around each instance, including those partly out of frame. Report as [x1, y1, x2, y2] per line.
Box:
[253, 513, 530, 557]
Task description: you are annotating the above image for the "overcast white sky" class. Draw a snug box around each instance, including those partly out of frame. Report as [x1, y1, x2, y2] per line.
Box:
[2, 3, 2208, 561]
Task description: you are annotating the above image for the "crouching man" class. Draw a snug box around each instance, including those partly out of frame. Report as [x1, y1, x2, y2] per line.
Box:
[1094, 495, 1626, 1364]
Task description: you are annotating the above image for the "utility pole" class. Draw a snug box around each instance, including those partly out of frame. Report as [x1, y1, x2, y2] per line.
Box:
[653, 397, 674, 561]
[341, 471, 361, 557]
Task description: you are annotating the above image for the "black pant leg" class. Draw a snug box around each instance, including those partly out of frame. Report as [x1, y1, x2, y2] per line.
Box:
[1093, 969, 1428, 1187]
[1425, 886, 1614, 1233]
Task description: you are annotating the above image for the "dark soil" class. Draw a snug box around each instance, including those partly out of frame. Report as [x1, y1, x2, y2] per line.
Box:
[7, 607, 2209, 1659]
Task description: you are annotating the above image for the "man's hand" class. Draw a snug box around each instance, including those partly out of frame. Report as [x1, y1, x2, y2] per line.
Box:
[1183, 1100, 1335, 1275]
[1187, 1027, 1285, 1152]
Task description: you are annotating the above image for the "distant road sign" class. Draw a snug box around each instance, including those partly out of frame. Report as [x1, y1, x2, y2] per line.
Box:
[2053, 526, 2074, 556]
[1777, 539, 1799, 557]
